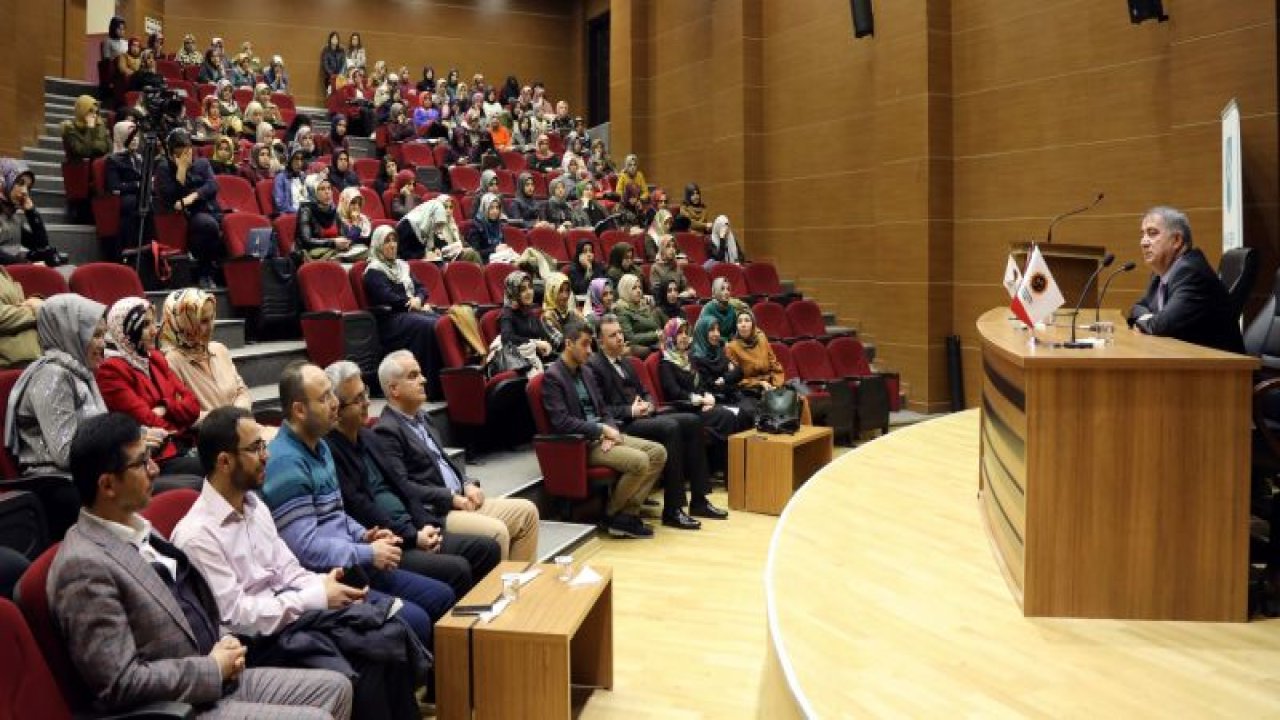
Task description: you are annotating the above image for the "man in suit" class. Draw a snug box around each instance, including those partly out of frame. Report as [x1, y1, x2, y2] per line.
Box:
[588, 315, 728, 529]
[542, 319, 663, 538]
[47, 411, 353, 718]
[1128, 206, 1245, 353]
[374, 350, 541, 562]
[324, 360, 500, 596]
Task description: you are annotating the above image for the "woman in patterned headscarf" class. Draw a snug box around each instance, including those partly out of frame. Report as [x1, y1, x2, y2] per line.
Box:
[363, 225, 445, 398]
[0, 159, 66, 266]
[95, 296, 204, 474]
[159, 289, 252, 419]
[499, 270, 552, 359]
[540, 272, 584, 354]
[657, 317, 752, 465]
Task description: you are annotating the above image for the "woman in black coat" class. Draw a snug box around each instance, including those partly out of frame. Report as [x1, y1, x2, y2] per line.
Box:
[659, 317, 753, 439]
[567, 236, 606, 295]
[498, 270, 553, 363]
[362, 226, 444, 401]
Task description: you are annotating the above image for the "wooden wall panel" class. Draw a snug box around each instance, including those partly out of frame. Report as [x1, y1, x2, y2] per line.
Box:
[162, 0, 581, 110]
[0, 1, 64, 158]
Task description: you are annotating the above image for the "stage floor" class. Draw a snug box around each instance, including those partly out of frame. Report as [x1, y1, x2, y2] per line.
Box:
[763, 410, 1280, 717]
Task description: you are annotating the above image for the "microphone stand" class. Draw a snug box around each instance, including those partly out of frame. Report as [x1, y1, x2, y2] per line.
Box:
[1062, 253, 1115, 348]
[1045, 192, 1105, 244]
[1094, 262, 1137, 324]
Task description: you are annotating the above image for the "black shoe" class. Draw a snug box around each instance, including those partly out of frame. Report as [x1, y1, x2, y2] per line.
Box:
[690, 500, 729, 520]
[661, 508, 702, 530]
[605, 513, 654, 539]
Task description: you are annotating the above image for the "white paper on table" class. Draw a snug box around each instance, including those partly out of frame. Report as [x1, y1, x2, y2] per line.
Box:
[479, 596, 511, 624]
[569, 565, 603, 586]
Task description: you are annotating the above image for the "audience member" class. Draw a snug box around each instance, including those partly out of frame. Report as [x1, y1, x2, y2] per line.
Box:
[228, 53, 255, 88]
[651, 279, 683, 323]
[263, 361, 456, 647]
[0, 267, 39, 369]
[588, 138, 616, 178]
[128, 49, 166, 92]
[588, 315, 725, 529]
[644, 208, 674, 261]
[699, 277, 746, 342]
[336, 186, 372, 247]
[174, 406, 423, 720]
[328, 149, 360, 193]
[198, 48, 226, 84]
[542, 320, 661, 537]
[61, 95, 111, 162]
[273, 143, 308, 215]
[528, 134, 559, 173]
[363, 226, 444, 397]
[298, 175, 364, 262]
[539, 176, 578, 230]
[49, 412, 354, 718]
[321, 32, 347, 86]
[296, 126, 320, 163]
[0, 160, 67, 266]
[324, 361, 500, 596]
[499, 270, 553, 364]
[96, 297, 205, 476]
[386, 171, 422, 221]
[650, 235, 697, 300]
[195, 96, 225, 141]
[691, 315, 750, 409]
[209, 135, 239, 176]
[541, 272, 585, 354]
[116, 37, 142, 82]
[101, 16, 128, 60]
[266, 55, 290, 92]
[1128, 206, 1244, 353]
[241, 141, 277, 185]
[612, 274, 665, 354]
[375, 350, 541, 561]
[615, 154, 649, 204]
[587, 277, 615, 329]
[726, 310, 812, 424]
[568, 237, 606, 295]
[329, 114, 351, 154]
[615, 183, 648, 231]
[7, 295, 105, 474]
[467, 192, 510, 262]
[605, 242, 638, 287]
[396, 195, 479, 262]
[509, 172, 542, 225]
[154, 129, 224, 288]
[708, 214, 745, 264]
[175, 32, 201, 65]
[579, 183, 608, 227]
[658, 317, 752, 472]
[104, 120, 147, 257]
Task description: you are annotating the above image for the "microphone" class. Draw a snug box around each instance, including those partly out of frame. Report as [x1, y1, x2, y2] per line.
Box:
[1063, 252, 1115, 348]
[1045, 192, 1105, 244]
[1094, 261, 1137, 323]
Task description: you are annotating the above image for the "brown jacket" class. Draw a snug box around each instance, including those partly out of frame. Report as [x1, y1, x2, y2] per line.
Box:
[0, 269, 39, 368]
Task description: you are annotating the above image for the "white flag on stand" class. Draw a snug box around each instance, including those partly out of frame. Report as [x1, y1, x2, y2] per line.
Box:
[1003, 255, 1022, 298]
[1010, 246, 1064, 327]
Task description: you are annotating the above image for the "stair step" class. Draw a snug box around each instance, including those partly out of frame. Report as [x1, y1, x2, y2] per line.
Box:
[46, 223, 102, 266]
[145, 287, 234, 318]
[44, 77, 98, 98]
[229, 339, 308, 387]
[211, 319, 245, 349]
[534, 520, 597, 563]
[822, 311, 836, 323]
[22, 148, 64, 165]
[36, 136, 62, 152]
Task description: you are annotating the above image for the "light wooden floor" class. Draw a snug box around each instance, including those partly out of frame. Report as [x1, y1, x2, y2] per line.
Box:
[766, 410, 1280, 717]
[569, 487, 780, 719]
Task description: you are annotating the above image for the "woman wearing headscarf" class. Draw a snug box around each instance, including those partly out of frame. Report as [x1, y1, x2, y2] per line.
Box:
[329, 114, 351, 154]
[499, 270, 552, 361]
[116, 36, 143, 81]
[265, 55, 290, 93]
[327, 148, 360, 193]
[579, 183, 607, 228]
[175, 33, 202, 66]
[228, 53, 255, 88]
[271, 143, 308, 215]
[708, 215, 745, 265]
[60, 96, 110, 162]
[104, 120, 147, 260]
[386, 168, 423, 221]
[699, 277, 749, 344]
[7, 295, 106, 483]
[127, 49, 166, 92]
[396, 194, 480, 263]
[588, 138, 615, 179]
[725, 309, 811, 424]
[690, 314, 745, 405]
[644, 207, 674, 262]
[676, 183, 712, 234]
[254, 83, 285, 127]
[364, 226, 445, 398]
[651, 279, 683, 325]
[240, 102, 267, 141]
[527, 134, 559, 173]
[540, 272, 584, 354]
[470, 170, 502, 219]
[613, 273, 665, 354]
[658, 318, 752, 471]
[417, 66, 437, 94]
[586, 277, 614, 332]
[568, 237, 606, 296]
[0, 268, 41, 369]
[616, 182, 647, 231]
[467, 192, 509, 263]
[336, 186, 373, 251]
[0, 160, 66, 266]
[614, 154, 649, 204]
[538, 176, 576, 230]
[195, 95, 224, 140]
[239, 142, 276, 186]
[605, 242, 639, 288]
[295, 125, 320, 163]
[509, 172, 541, 225]
[95, 297, 206, 475]
[649, 235, 697, 300]
[297, 175, 363, 261]
[387, 103, 415, 144]
[208, 135, 239, 176]
[158, 289, 258, 425]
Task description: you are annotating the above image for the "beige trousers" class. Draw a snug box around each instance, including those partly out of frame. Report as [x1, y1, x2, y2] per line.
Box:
[587, 434, 666, 516]
[445, 496, 541, 562]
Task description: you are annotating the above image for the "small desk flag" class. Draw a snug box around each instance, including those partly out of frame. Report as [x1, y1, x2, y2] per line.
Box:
[1010, 246, 1064, 327]
[1003, 255, 1022, 298]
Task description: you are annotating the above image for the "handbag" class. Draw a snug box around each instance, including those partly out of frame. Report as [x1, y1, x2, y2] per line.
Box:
[755, 386, 801, 435]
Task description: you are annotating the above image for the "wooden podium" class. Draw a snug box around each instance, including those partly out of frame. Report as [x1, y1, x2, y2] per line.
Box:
[975, 308, 1257, 621]
[1010, 242, 1107, 306]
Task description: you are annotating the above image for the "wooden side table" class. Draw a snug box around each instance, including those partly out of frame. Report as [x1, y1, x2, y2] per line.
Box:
[728, 426, 834, 515]
[435, 561, 614, 720]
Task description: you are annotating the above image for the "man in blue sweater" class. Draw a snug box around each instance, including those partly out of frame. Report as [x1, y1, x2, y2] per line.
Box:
[262, 360, 454, 647]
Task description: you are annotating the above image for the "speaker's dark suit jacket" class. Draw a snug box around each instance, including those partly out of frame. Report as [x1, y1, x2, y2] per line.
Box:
[1128, 248, 1244, 354]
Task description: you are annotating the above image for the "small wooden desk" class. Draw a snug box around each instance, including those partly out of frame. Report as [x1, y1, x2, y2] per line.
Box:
[728, 426, 834, 515]
[435, 561, 614, 720]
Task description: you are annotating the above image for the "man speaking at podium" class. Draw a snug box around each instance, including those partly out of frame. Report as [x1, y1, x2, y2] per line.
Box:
[1128, 206, 1244, 353]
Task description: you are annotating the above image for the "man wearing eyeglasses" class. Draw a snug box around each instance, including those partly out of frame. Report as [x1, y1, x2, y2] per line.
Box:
[47, 412, 354, 717]
[171, 406, 426, 720]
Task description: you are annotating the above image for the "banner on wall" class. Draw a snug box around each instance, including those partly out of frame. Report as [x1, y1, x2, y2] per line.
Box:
[1222, 99, 1243, 253]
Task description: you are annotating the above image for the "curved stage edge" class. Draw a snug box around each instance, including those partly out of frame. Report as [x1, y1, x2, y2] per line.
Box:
[760, 411, 1280, 717]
